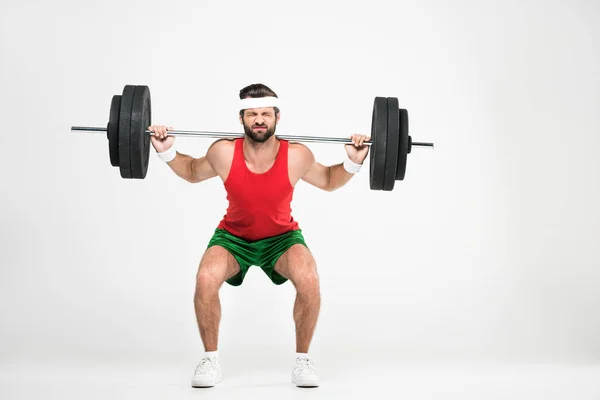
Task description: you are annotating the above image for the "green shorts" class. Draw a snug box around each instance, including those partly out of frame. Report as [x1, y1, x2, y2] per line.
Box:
[206, 228, 308, 286]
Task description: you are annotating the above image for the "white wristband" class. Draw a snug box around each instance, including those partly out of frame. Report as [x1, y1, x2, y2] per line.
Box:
[343, 156, 362, 174]
[157, 146, 177, 163]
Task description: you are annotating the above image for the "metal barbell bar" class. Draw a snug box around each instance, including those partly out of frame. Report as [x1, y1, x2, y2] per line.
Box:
[71, 85, 433, 190]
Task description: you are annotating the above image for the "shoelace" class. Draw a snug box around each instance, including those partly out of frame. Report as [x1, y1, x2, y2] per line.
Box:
[295, 357, 315, 374]
[195, 357, 217, 375]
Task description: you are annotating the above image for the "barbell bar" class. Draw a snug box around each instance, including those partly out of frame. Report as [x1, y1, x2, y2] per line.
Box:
[71, 85, 434, 190]
[72, 125, 434, 148]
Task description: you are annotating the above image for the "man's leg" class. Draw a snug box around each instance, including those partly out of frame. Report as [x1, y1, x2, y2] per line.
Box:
[194, 245, 241, 351]
[274, 244, 321, 354]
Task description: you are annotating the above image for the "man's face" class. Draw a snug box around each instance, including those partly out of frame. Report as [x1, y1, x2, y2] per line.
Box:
[240, 107, 279, 143]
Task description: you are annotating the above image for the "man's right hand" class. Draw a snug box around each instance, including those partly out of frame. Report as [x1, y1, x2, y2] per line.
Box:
[149, 125, 175, 153]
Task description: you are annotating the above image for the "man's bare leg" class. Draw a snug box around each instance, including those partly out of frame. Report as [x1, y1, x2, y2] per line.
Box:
[274, 244, 321, 354]
[194, 245, 240, 352]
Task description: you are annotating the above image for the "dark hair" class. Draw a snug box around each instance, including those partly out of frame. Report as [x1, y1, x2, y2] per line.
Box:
[239, 83, 280, 117]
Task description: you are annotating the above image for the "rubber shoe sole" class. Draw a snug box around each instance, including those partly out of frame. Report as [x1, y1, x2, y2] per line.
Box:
[292, 374, 319, 387]
[191, 376, 222, 388]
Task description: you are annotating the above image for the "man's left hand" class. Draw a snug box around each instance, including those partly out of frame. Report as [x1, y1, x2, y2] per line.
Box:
[345, 134, 370, 164]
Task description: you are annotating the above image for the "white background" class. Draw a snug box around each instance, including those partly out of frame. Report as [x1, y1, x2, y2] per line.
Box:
[1, 0, 599, 390]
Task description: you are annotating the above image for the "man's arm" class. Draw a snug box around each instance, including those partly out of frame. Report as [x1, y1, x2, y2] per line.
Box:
[150, 124, 220, 183]
[299, 134, 369, 191]
[163, 152, 217, 183]
[302, 157, 357, 192]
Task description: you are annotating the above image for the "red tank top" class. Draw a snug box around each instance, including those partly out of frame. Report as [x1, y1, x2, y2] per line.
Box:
[217, 138, 300, 241]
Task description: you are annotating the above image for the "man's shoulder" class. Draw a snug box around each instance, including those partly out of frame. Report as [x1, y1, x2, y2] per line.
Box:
[287, 141, 315, 166]
[208, 138, 236, 154]
[211, 138, 236, 148]
[206, 138, 236, 166]
[288, 141, 313, 157]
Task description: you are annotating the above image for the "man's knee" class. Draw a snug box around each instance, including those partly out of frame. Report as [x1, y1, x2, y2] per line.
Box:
[196, 247, 234, 294]
[196, 267, 221, 294]
[283, 245, 320, 293]
[295, 269, 320, 295]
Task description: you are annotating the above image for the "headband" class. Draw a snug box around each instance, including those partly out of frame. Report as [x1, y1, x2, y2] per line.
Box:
[239, 96, 280, 110]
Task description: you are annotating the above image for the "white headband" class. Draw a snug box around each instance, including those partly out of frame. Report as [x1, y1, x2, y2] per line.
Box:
[240, 96, 280, 110]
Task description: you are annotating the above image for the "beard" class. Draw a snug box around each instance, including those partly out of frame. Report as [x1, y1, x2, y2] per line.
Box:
[243, 121, 276, 143]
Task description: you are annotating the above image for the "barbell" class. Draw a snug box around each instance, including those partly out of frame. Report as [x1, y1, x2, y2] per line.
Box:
[71, 85, 433, 190]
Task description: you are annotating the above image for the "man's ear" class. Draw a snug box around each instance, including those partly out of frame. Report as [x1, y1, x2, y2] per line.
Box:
[239, 114, 243, 125]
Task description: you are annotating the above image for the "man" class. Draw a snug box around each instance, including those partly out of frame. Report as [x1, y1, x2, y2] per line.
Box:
[148, 84, 369, 388]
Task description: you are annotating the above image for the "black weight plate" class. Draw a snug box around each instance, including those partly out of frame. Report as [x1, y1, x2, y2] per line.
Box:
[118, 85, 135, 179]
[396, 108, 409, 180]
[107, 95, 121, 167]
[369, 97, 388, 190]
[130, 85, 152, 179]
[382, 97, 399, 191]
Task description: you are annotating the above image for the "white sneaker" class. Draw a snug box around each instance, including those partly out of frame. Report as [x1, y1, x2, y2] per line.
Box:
[191, 356, 222, 388]
[291, 356, 319, 387]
